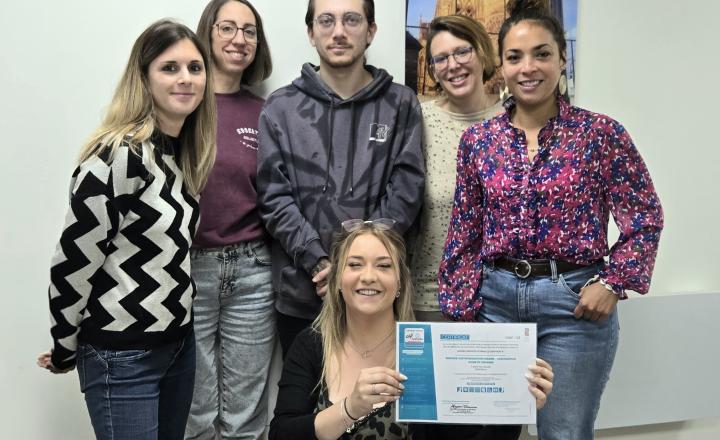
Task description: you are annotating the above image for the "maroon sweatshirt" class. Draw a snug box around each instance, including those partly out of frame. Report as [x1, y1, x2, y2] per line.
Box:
[194, 89, 265, 248]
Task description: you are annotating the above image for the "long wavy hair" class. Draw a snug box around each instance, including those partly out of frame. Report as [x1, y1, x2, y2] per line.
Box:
[78, 19, 216, 196]
[312, 226, 415, 390]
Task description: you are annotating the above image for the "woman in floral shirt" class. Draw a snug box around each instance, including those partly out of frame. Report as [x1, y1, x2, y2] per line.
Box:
[438, 1, 663, 439]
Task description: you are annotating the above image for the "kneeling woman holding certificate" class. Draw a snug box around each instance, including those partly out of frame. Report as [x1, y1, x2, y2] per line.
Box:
[269, 219, 553, 440]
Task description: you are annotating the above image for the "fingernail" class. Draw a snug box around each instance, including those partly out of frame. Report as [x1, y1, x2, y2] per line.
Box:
[399, 373, 408, 380]
[524, 372, 534, 380]
[399, 383, 405, 390]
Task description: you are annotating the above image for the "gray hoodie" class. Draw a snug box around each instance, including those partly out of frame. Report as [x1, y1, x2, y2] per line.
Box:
[257, 63, 425, 319]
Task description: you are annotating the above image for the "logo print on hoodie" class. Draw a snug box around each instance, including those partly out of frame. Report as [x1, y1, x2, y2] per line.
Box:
[369, 123, 390, 143]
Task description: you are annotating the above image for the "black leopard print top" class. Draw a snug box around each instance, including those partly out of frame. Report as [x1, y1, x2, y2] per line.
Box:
[315, 386, 414, 439]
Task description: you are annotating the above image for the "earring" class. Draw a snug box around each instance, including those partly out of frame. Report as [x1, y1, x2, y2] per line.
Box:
[500, 85, 511, 101]
[558, 73, 568, 96]
[395, 291, 400, 298]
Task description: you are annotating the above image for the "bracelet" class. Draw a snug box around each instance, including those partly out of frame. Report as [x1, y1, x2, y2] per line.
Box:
[584, 275, 618, 295]
[598, 278, 618, 295]
[343, 397, 359, 420]
[339, 398, 354, 429]
[341, 397, 376, 434]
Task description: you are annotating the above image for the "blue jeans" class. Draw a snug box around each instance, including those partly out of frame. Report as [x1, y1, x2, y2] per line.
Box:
[476, 261, 619, 440]
[77, 330, 196, 440]
[185, 239, 275, 440]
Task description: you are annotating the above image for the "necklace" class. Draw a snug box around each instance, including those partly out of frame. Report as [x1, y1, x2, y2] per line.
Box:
[346, 328, 395, 359]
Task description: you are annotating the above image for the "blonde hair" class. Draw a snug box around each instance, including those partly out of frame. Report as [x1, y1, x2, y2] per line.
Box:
[312, 226, 415, 390]
[79, 19, 216, 196]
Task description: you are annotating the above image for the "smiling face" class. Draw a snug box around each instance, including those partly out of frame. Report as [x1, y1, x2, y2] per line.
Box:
[340, 232, 399, 319]
[147, 38, 206, 135]
[308, 0, 376, 70]
[211, 1, 257, 84]
[500, 21, 564, 110]
[429, 31, 485, 107]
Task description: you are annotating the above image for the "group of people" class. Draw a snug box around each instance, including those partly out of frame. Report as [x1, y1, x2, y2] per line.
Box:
[37, 0, 663, 439]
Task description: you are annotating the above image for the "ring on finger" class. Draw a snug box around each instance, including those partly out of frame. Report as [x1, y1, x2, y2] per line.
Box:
[371, 383, 377, 395]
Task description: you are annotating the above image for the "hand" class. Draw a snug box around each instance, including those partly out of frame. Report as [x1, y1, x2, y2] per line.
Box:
[573, 281, 619, 321]
[346, 367, 406, 419]
[526, 358, 553, 410]
[312, 258, 332, 298]
[37, 350, 74, 374]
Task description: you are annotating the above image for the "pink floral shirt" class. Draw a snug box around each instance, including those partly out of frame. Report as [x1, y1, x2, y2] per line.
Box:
[438, 97, 664, 321]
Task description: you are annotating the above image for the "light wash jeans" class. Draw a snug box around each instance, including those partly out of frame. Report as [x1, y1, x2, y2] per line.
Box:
[476, 261, 619, 440]
[185, 239, 275, 440]
[77, 330, 196, 440]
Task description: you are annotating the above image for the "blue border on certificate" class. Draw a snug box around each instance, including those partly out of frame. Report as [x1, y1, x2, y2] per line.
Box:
[397, 323, 438, 421]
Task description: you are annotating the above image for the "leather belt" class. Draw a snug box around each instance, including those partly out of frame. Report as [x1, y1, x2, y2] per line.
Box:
[493, 256, 589, 279]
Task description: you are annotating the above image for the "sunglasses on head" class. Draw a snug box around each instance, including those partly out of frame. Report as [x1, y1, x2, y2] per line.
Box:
[340, 218, 396, 232]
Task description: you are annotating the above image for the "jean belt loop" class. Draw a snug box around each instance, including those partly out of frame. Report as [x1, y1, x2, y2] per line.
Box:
[228, 245, 239, 261]
[487, 258, 495, 272]
[550, 259, 559, 282]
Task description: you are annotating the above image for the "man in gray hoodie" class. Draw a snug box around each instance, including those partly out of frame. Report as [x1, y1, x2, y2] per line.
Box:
[257, 0, 425, 355]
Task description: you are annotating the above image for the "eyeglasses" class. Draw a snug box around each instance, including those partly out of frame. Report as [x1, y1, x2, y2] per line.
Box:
[341, 218, 396, 232]
[313, 12, 365, 32]
[214, 21, 258, 43]
[429, 46, 474, 71]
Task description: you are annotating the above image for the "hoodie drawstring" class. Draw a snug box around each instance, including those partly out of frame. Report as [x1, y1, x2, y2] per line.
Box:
[323, 99, 357, 195]
[322, 97, 335, 193]
[348, 101, 356, 194]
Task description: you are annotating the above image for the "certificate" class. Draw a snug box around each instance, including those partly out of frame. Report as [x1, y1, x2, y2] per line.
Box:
[396, 322, 537, 425]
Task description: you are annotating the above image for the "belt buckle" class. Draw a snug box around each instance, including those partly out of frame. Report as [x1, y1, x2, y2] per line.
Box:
[513, 260, 532, 279]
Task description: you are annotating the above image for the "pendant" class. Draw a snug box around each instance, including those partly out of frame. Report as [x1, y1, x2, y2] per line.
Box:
[360, 350, 372, 359]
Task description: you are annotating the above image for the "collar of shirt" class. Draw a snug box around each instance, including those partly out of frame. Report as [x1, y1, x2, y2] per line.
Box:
[500, 94, 575, 145]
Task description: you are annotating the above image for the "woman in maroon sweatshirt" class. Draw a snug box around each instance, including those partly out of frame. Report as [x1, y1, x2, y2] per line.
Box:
[186, 1, 274, 439]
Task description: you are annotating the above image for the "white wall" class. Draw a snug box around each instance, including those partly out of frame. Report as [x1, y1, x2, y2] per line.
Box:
[573, 0, 719, 297]
[1, 0, 718, 438]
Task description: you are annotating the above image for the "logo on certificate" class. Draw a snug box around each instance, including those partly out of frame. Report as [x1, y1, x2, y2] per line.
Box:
[404, 328, 425, 345]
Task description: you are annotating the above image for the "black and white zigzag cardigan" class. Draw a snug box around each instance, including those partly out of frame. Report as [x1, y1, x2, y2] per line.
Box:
[48, 134, 199, 370]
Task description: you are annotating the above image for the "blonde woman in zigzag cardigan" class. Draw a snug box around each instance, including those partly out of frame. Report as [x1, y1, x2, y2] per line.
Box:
[37, 19, 216, 440]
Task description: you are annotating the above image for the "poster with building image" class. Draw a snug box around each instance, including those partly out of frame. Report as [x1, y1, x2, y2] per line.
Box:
[405, 0, 577, 100]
